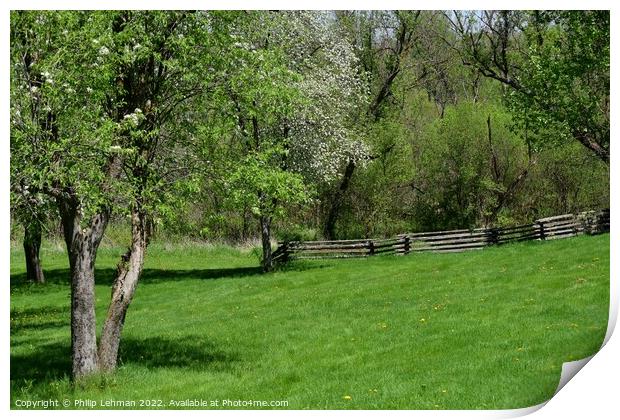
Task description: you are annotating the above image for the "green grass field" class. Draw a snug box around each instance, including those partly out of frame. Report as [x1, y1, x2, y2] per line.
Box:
[10, 234, 609, 409]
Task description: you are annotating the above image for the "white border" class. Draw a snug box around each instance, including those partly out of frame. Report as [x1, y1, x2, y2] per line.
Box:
[3, 1, 617, 419]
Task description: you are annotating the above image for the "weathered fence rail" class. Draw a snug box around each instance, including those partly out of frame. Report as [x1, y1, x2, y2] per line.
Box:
[272, 209, 609, 262]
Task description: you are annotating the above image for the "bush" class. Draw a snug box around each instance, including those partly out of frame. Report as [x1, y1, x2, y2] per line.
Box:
[277, 225, 318, 242]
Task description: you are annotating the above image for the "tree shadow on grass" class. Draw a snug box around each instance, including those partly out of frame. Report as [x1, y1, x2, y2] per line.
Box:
[118, 336, 240, 371]
[10, 259, 331, 289]
[10, 305, 70, 334]
[10, 335, 240, 387]
[10, 266, 264, 288]
[10, 340, 72, 386]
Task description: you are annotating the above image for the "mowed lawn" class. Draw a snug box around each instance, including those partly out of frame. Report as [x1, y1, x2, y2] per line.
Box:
[10, 234, 609, 409]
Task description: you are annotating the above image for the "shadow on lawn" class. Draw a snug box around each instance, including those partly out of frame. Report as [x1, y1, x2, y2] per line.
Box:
[11, 335, 240, 386]
[10, 266, 264, 288]
[10, 306, 70, 334]
[11, 259, 330, 288]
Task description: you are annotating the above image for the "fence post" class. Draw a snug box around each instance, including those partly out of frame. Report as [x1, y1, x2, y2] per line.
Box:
[535, 221, 546, 240]
[577, 211, 590, 234]
[282, 241, 289, 262]
[488, 227, 499, 246]
[597, 208, 610, 234]
[404, 235, 410, 255]
[368, 240, 375, 256]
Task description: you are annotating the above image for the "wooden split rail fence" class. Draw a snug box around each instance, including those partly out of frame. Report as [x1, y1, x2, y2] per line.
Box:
[272, 209, 609, 262]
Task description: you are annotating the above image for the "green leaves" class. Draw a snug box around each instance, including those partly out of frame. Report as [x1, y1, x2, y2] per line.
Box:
[13, 12, 227, 211]
[227, 149, 311, 219]
[503, 11, 608, 160]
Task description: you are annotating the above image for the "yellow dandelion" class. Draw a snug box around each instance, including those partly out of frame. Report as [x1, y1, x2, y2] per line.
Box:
[343, 395, 352, 400]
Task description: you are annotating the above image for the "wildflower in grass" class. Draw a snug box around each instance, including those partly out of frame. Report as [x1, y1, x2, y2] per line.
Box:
[342, 395, 352, 400]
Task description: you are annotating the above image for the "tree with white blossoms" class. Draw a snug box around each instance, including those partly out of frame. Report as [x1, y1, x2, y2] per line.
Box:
[209, 11, 367, 271]
[277, 11, 369, 182]
[10, 11, 67, 284]
[10, 10, 224, 379]
[323, 10, 422, 239]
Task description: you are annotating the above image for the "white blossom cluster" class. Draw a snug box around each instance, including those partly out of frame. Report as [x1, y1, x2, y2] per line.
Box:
[272, 11, 370, 182]
[40, 70, 54, 85]
[123, 108, 143, 127]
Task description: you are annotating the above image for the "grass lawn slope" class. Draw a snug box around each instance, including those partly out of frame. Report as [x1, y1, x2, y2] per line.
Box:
[10, 234, 609, 409]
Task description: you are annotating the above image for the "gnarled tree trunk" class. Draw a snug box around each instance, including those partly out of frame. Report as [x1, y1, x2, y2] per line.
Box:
[98, 206, 150, 372]
[58, 197, 110, 379]
[23, 220, 44, 283]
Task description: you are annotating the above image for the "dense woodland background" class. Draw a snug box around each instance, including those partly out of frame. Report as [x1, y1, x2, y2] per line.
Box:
[11, 11, 609, 247]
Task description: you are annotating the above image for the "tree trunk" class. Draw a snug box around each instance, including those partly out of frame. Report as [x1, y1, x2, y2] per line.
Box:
[324, 159, 356, 240]
[23, 221, 45, 283]
[98, 206, 149, 372]
[69, 236, 100, 379]
[573, 129, 609, 165]
[58, 197, 109, 379]
[260, 214, 273, 272]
